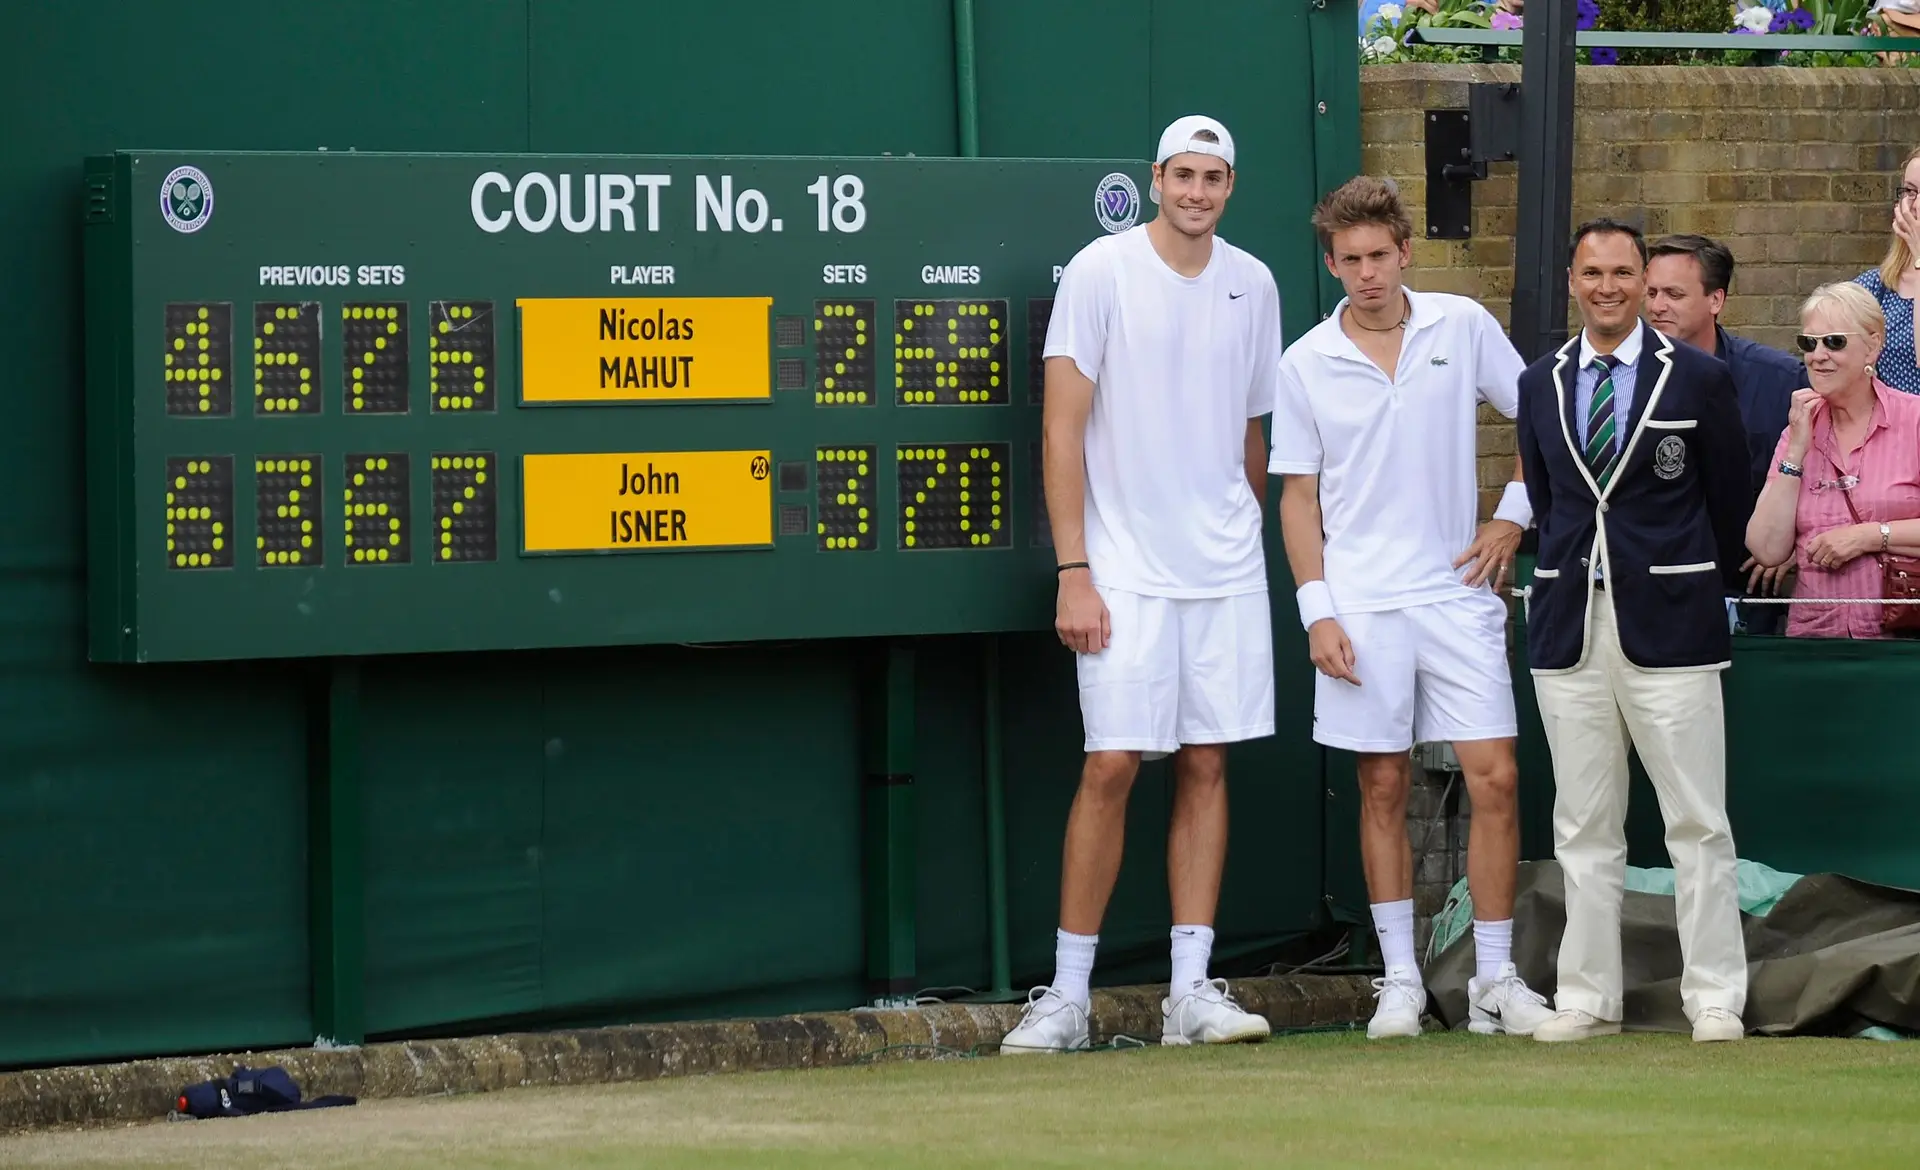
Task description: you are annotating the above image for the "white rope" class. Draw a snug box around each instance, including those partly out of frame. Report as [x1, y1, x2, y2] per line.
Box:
[1505, 588, 1920, 605]
[1731, 597, 1920, 605]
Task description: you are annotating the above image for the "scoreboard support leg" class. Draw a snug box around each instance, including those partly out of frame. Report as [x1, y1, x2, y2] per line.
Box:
[982, 636, 1014, 998]
[861, 640, 917, 1005]
[307, 658, 366, 1046]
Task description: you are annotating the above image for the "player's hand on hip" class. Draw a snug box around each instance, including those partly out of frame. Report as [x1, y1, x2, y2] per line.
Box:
[1307, 618, 1359, 686]
[1056, 573, 1110, 655]
[1455, 519, 1524, 589]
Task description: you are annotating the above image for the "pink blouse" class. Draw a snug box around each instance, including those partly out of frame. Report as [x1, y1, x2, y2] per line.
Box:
[1765, 379, 1920, 639]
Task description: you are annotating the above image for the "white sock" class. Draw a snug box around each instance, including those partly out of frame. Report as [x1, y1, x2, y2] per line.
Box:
[1170, 924, 1214, 995]
[1370, 899, 1417, 974]
[1473, 918, 1513, 984]
[1052, 929, 1097, 1008]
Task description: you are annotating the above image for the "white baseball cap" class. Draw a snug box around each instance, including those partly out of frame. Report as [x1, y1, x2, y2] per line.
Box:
[1151, 115, 1235, 204]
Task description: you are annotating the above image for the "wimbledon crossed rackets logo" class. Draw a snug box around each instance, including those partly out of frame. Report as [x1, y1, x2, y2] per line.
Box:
[160, 165, 214, 234]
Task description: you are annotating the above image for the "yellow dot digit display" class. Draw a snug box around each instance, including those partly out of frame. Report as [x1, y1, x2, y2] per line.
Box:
[254, 302, 320, 417]
[342, 302, 410, 414]
[893, 298, 1011, 407]
[897, 441, 1010, 551]
[815, 444, 876, 552]
[343, 453, 410, 566]
[429, 302, 496, 414]
[431, 451, 497, 562]
[256, 454, 323, 568]
[164, 303, 233, 417]
[812, 298, 874, 409]
[163, 455, 234, 571]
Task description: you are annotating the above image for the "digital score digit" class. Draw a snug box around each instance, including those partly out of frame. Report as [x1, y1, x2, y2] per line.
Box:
[894, 299, 1009, 406]
[1028, 298, 1053, 406]
[814, 300, 873, 406]
[815, 446, 875, 551]
[896, 443, 1009, 549]
[343, 303, 409, 414]
[165, 457, 233, 569]
[254, 302, 321, 415]
[431, 453, 497, 562]
[256, 455, 321, 567]
[345, 453, 410, 564]
[165, 303, 231, 417]
[429, 301, 495, 413]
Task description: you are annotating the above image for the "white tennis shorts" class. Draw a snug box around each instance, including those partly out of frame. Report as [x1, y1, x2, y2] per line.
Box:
[1077, 586, 1276, 757]
[1312, 590, 1516, 753]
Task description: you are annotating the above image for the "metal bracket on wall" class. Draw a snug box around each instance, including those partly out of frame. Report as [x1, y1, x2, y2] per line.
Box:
[1423, 83, 1519, 240]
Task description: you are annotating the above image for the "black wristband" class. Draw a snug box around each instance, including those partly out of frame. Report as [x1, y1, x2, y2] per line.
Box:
[1056, 561, 1090, 574]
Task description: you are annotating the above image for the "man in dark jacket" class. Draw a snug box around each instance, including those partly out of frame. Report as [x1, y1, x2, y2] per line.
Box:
[1515, 219, 1751, 1045]
[1647, 233, 1807, 633]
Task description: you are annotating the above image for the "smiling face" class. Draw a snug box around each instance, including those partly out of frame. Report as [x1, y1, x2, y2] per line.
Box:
[1153, 152, 1234, 239]
[1799, 302, 1882, 399]
[1325, 223, 1412, 312]
[1569, 230, 1647, 344]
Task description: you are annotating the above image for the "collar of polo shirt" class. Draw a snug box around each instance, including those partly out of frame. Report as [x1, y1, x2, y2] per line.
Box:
[1309, 287, 1444, 358]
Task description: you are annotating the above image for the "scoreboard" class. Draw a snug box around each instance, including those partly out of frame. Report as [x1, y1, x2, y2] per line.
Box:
[83, 151, 1151, 663]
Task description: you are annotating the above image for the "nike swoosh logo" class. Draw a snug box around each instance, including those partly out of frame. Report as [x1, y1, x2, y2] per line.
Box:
[1228, 292, 1246, 300]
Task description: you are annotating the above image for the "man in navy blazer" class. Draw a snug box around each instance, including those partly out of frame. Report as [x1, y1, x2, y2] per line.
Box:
[1646, 233, 1808, 633]
[1515, 219, 1751, 1045]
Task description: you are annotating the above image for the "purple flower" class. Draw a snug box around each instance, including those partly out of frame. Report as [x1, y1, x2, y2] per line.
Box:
[1491, 9, 1522, 29]
[1769, 11, 1791, 30]
[1790, 7, 1816, 28]
[1731, 25, 1758, 33]
[1590, 45, 1619, 63]
[1577, 0, 1600, 29]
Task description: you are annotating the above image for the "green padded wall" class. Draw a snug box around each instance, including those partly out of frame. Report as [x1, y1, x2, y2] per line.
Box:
[0, 0, 1360, 1068]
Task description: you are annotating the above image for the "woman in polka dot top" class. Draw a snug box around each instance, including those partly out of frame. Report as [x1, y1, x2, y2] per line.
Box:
[1854, 145, 1920, 396]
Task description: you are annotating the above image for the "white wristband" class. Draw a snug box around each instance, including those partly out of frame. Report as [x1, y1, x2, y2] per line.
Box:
[1492, 480, 1533, 529]
[1296, 580, 1337, 630]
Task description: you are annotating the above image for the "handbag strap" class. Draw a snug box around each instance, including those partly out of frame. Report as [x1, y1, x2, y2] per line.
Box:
[1839, 482, 1865, 525]
[1837, 483, 1889, 567]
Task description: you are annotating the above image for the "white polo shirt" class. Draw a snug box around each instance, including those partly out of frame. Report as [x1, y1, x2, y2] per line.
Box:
[1268, 289, 1524, 614]
[1045, 226, 1282, 598]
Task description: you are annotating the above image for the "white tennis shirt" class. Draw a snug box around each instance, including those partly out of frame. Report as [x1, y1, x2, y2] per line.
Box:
[1268, 289, 1524, 614]
[1044, 226, 1282, 598]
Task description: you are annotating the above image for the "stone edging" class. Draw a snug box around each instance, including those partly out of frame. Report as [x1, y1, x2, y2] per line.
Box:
[0, 974, 1375, 1133]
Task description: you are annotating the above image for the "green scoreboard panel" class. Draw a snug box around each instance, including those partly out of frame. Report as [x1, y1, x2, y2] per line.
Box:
[84, 151, 1151, 662]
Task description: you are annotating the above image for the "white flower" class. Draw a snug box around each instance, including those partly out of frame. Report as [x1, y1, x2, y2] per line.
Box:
[1377, 3, 1405, 23]
[1367, 34, 1398, 58]
[1734, 5, 1774, 31]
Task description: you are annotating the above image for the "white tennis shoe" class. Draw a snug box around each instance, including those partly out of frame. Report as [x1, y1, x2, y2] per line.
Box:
[1161, 979, 1271, 1046]
[1367, 965, 1427, 1039]
[1467, 962, 1556, 1036]
[1000, 986, 1090, 1054]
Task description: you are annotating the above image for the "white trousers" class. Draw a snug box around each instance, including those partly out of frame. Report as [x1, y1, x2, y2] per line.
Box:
[1532, 592, 1747, 1023]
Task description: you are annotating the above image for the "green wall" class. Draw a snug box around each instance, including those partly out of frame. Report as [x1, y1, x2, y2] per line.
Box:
[0, 0, 1361, 1068]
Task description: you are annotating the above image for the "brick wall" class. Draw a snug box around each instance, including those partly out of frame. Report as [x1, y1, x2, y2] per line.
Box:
[1360, 64, 1920, 513]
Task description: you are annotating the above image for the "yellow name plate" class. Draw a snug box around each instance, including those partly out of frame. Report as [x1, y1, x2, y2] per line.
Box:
[517, 297, 773, 403]
[522, 451, 773, 553]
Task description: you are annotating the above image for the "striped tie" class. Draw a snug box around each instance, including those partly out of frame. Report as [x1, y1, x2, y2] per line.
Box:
[1585, 355, 1620, 487]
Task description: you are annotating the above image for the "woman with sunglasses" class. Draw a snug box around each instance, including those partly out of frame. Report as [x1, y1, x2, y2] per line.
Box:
[1850, 146, 1920, 397]
[1746, 283, 1920, 639]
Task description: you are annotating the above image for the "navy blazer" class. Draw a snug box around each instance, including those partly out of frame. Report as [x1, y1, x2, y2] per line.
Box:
[1715, 326, 1805, 505]
[1516, 323, 1751, 673]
